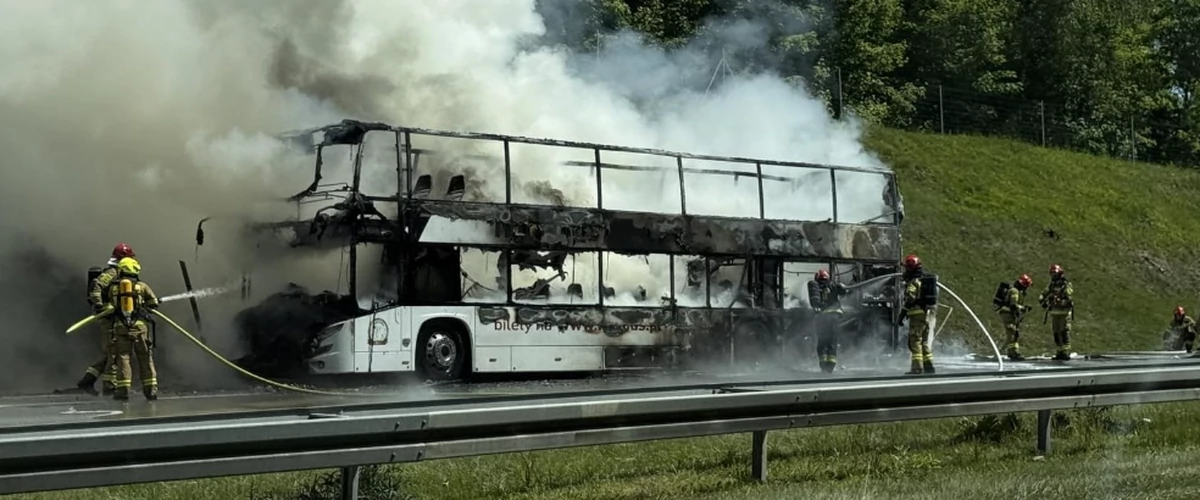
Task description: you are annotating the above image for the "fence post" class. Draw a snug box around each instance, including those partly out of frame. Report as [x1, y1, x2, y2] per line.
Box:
[1039, 101, 1046, 147]
[1036, 410, 1052, 455]
[751, 431, 769, 481]
[1130, 116, 1137, 162]
[938, 85, 944, 133]
[836, 68, 844, 119]
[341, 466, 361, 500]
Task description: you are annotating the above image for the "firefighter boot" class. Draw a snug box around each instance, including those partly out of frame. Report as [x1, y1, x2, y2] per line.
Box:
[1054, 350, 1070, 361]
[906, 359, 923, 375]
[819, 355, 836, 374]
[112, 387, 130, 401]
[102, 383, 115, 396]
[922, 360, 936, 374]
[143, 387, 158, 401]
[75, 373, 99, 396]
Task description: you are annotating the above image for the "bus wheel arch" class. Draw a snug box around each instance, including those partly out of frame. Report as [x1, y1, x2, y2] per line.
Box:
[416, 318, 471, 381]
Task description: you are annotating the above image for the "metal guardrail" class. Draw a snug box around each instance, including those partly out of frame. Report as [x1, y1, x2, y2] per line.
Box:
[2, 363, 1200, 497]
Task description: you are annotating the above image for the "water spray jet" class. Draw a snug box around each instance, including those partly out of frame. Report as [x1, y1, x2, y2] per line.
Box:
[934, 281, 1004, 371]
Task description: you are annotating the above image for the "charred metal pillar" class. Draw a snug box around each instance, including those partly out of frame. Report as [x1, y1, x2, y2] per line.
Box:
[394, 131, 403, 200]
[676, 156, 687, 215]
[751, 430, 768, 482]
[404, 131, 414, 198]
[668, 256, 676, 304]
[829, 168, 839, 223]
[1036, 409, 1052, 455]
[177, 260, 202, 333]
[755, 162, 765, 218]
[594, 148, 603, 209]
[704, 257, 712, 308]
[597, 251, 605, 307]
[503, 250, 513, 304]
[755, 257, 783, 310]
[348, 142, 364, 300]
[505, 140, 512, 204]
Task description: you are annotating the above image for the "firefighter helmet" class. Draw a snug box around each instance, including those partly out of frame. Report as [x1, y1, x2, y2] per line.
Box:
[112, 243, 135, 259]
[815, 269, 830, 282]
[903, 254, 921, 271]
[1049, 264, 1064, 276]
[117, 257, 141, 277]
[1016, 274, 1032, 289]
[1175, 306, 1186, 319]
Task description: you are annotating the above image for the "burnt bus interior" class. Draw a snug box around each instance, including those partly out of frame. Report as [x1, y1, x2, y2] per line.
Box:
[228, 119, 905, 376]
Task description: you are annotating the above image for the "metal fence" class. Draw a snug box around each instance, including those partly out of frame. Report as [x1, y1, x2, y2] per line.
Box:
[827, 74, 1195, 166]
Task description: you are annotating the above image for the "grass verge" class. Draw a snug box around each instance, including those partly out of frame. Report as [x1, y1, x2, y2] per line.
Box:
[12, 401, 1200, 500]
[869, 127, 1200, 354]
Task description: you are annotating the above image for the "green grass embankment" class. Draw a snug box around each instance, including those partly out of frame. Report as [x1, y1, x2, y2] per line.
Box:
[871, 128, 1200, 354]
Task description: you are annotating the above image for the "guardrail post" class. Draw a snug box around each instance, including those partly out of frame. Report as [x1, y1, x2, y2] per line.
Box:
[341, 465, 361, 500]
[751, 430, 768, 482]
[1036, 410, 1051, 455]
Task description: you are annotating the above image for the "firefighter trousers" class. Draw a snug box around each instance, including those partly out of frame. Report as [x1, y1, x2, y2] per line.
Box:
[1049, 311, 1071, 356]
[815, 313, 841, 373]
[907, 313, 933, 373]
[80, 323, 115, 388]
[999, 312, 1021, 355]
[109, 322, 157, 399]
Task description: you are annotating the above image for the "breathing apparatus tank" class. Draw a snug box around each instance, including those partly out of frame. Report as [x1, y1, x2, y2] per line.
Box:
[807, 280, 822, 308]
[918, 274, 939, 308]
[117, 278, 136, 327]
[992, 282, 1012, 310]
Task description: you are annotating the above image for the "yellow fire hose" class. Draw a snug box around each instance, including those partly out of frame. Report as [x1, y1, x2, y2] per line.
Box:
[65, 306, 114, 334]
[66, 306, 371, 397]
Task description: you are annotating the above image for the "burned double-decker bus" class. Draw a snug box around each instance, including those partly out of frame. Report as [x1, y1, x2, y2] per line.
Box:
[232, 119, 903, 380]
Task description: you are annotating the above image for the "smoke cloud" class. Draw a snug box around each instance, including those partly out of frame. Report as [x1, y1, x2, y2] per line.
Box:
[0, 0, 892, 394]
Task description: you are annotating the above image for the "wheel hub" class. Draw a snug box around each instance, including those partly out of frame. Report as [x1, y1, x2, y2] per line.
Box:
[425, 332, 457, 371]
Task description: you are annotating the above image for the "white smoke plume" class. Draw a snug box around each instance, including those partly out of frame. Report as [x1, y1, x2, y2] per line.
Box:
[0, 0, 893, 393]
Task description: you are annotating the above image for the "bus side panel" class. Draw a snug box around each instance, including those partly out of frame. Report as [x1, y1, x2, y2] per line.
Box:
[473, 307, 668, 347]
[511, 346, 604, 372]
[352, 319, 372, 373]
[474, 346, 513, 372]
[367, 309, 412, 372]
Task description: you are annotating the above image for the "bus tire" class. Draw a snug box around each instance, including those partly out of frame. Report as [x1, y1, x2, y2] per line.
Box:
[417, 320, 468, 381]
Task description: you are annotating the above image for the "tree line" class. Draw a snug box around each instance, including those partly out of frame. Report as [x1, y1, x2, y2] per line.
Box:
[538, 0, 1200, 167]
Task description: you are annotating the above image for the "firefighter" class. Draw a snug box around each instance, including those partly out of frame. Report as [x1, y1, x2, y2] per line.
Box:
[1164, 306, 1197, 353]
[998, 274, 1034, 361]
[1037, 264, 1074, 361]
[106, 257, 160, 401]
[809, 268, 849, 373]
[76, 243, 136, 396]
[899, 254, 935, 374]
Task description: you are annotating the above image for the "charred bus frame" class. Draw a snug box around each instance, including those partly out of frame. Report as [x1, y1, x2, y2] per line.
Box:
[255, 119, 904, 371]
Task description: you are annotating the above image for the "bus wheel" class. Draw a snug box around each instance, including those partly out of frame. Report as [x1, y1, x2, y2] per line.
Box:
[418, 325, 466, 381]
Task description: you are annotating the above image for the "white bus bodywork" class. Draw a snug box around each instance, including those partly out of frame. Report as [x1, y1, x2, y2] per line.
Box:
[308, 305, 672, 377]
